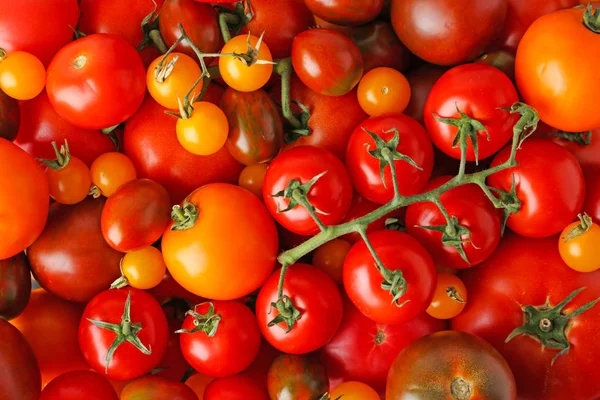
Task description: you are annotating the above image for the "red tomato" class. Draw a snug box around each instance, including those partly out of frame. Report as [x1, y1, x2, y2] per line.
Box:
[204, 374, 269, 400]
[267, 354, 328, 400]
[546, 128, 600, 170]
[345, 114, 434, 205]
[148, 272, 205, 306]
[489, 139, 585, 238]
[46, 34, 146, 130]
[452, 234, 600, 400]
[124, 95, 243, 204]
[404, 65, 447, 124]
[263, 146, 353, 235]
[0, 0, 79, 66]
[343, 230, 437, 325]
[305, 0, 384, 26]
[424, 64, 519, 162]
[256, 264, 344, 354]
[348, 21, 411, 73]
[583, 167, 600, 223]
[244, 339, 282, 387]
[79, 288, 169, 381]
[121, 376, 198, 400]
[320, 298, 445, 394]
[40, 371, 118, 400]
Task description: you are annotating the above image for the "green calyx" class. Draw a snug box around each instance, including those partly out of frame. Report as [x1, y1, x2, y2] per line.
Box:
[282, 100, 312, 144]
[562, 213, 593, 242]
[171, 201, 199, 231]
[319, 393, 343, 400]
[506, 287, 600, 364]
[419, 216, 477, 265]
[175, 302, 222, 336]
[502, 102, 539, 149]
[488, 174, 521, 235]
[547, 130, 592, 145]
[267, 295, 302, 333]
[434, 105, 489, 165]
[583, 4, 600, 33]
[37, 140, 72, 170]
[446, 286, 466, 303]
[379, 265, 409, 307]
[271, 171, 330, 226]
[87, 292, 152, 373]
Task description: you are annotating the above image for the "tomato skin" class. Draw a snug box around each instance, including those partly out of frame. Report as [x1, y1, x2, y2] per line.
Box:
[345, 114, 434, 205]
[452, 234, 600, 400]
[292, 29, 364, 96]
[348, 21, 411, 73]
[0, 253, 31, 320]
[121, 247, 167, 290]
[313, 239, 352, 284]
[391, 0, 507, 66]
[176, 101, 229, 156]
[204, 374, 269, 400]
[424, 63, 519, 161]
[155, 304, 191, 381]
[0, 51, 46, 101]
[357, 67, 411, 116]
[332, 382, 379, 400]
[40, 370, 119, 400]
[0, 87, 19, 141]
[0, 138, 49, 259]
[489, 139, 585, 238]
[121, 376, 197, 400]
[221, 87, 284, 165]
[558, 221, 600, 272]
[404, 65, 447, 125]
[124, 95, 243, 204]
[267, 354, 328, 400]
[238, 163, 268, 198]
[583, 167, 600, 223]
[320, 298, 445, 395]
[45, 156, 92, 205]
[46, 34, 146, 130]
[79, 288, 169, 381]
[162, 183, 278, 300]
[343, 230, 437, 325]
[256, 264, 344, 354]
[90, 152, 137, 197]
[306, 0, 384, 26]
[0, 319, 41, 400]
[263, 146, 353, 235]
[387, 331, 517, 400]
[185, 373, 214, 399]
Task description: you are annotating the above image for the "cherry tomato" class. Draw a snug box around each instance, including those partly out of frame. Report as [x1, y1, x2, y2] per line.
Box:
[313, 239, 352, 284]
[90, 152, 137, 197]
[238, 163, 268, 198]
[357, 67, 411, 116]
[176, 101, 229, 156]
[426, 273, 468, 319]
[41, 141, 92, 205]
[115, 247, 167, 290]
[219, 34, 273, 92]
[331, 381, 379, 400]
[267, 354, 328, 400]
[40, 371, 118, 400]
[147, 53, 202, 110]
[121, 376, 197, 400]
[0, 253, 31, 320]
[558, 215, 600, 272]
[0, 50, 45, 100]
[204, 374, 269, 400]
[305, 0, 384, 26]
[0, 86, 19, 141]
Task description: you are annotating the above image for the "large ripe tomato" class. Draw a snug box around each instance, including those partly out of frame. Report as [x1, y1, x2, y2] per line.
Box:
[452, 234, 600, 399]
[0, 0, 79, 66]
[0, 319, 41, 400]
[391, 0, 506, 66]
[0, 138, 49, 259]
[40, 371, 118, 400]
[348, 21, 411, 73]
[306, 0, 384, 26]
[404, 65, 447, 124]
[291, 29, 364, 96]
[204, 374, 269, 400]
[256, 264, 344, 354]
[79, 288, 169, 381]
[424, 64, 519, 161]
[46, 34, 146, 130]
[345, 114, 434, 205]
[516, 7, 600, 132]
[11, 289, 88, 387]
[121, 376, 197, 400]
[263, 146, 353, 235]
[267, 354, 328, 400]
[0, 253, 31, 320]
[343, 230, 437, 325]
[489, 138, 585, 238]
[387, 331, 517, 399]
[162, 183, 278, 300]
[28, 198, 122, 303]
[124, 95, 243, 204]
[0, 87, 19, 141]
[320, 298, 445, 395]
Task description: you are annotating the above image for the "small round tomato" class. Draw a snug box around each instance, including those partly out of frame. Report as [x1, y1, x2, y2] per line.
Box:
[79, 288, 169, 381]
[0, 50, 45, 100]
[263, 146, 353, 235]
[176, 101, 229, 156]
[267, 354, 328, 400]
[426, 273, 468, 320]
[121, 376, 197, 400]
[219, 34, 273, 92]
[313, 239, 352, 284]
[40, 371, 118, 400]
[292, 29, 363, 96]
[331, 381, 379, 400]
[113, 247, 167, 290]
[558, 215, 600, 272]
[90, 152, 137, 197]
[0, 253, 31, 320]
[343, 230, 437, 325]
[147, 53, 202, 110]
[204, 374, 269, 400]
[357, 67, 411, 116]
[238, 163, 268, 198]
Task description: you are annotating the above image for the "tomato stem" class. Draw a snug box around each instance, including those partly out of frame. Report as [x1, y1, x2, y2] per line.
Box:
[275, 58, 303, 130]
[218, 12, 240, 43]
[36, 140, 72, 170]
[583, 4, 600, 33]
[562, 213, 593, 242]
[175, 302, 222, 336]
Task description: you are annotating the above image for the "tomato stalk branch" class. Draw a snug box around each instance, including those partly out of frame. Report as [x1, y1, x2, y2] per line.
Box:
[219, 13, 240, 43]
[275, 58, 303, 130]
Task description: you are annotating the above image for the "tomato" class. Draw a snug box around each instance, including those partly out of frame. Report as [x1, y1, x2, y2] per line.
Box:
[79, 288, 169, 381]
[391, 0, 507, 66]
[313, 239, 352, 284]
[426, 273, 468, 319]
[452, 234, 600, 399]
[292, 29, 363, 96]
[185, 373, 214, 399]
[147, 53, 202, 110]
[162, 183, 278, 300]
[263, 146, 353, 235]
[343, 230, 437, 325]
[345, 114, 434, 205]
[179, 301, 261, 377]
[404, 65, 447, 124]
[0, 138, 49, 259]
[0, 319, 41, 400]
[240, 0, 314, 59]
[11, 289, 88, 387]
[238, 163, 268, 198]
[148, 271, 205, 306]
[28, 197, 122, 303]
[544, 128, 600, 170]
[46, 34, 146, 130]
[221, 87, 284, 165]
[90, 152, 137, 197]
[0, 253, 31, 320]
[219, 34, 274, 92]
[267, 354, 328, 400]
[583, 167, 600, 223]
[101, 179, 171, 252]
[305, 0, 384, 26]
[558, 215, 600, 273]
[114, 246, 167, 290]
[0, 87, 19, 141]
[320, 298, 444, 394]
[424, 64, 519, 161]
[121, 376, 197, 400]
[475, 50, 516, 82]
[0, 0, 79, 66]
[176, 101, 229, 156]
[387, 331, 516, 399]
[331, 381, 379, 400]
[204, 374, 269, 400]
[357, 67, 411, 116]
[0, 51, 45, 100]
[348, 21, 411, 73]
[40, 371, 118, 400]
[243, 339, 282, 387]
[159, 0, 220, 60]
[124, 95, 243, 204]
[515, 7, 600, 132]
[489, 138, 585, 238]
[155, 303, 191, 381]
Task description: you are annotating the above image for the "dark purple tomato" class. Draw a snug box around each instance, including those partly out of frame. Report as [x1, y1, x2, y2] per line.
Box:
[0, 253, 31, 320]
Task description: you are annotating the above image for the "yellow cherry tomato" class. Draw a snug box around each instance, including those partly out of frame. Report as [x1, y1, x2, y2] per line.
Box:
[176, 101, 229, 156]
[357, 67, 411, 116]
[90, 152, 137, 197]
[114, 246, 167, 290]
[330, 381, 380, 400]
[0, 50, 46, 100]
[147, 52, 202, 110]
[426, 273, 468, 319]
[558, 214, 600, 272]
[219, 34, 273, 92]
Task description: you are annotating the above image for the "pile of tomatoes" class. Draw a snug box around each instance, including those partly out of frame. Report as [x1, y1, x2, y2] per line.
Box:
[2, 0, 600, 399]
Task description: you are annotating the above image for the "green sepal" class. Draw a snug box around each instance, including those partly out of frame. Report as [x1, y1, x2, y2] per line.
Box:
[267, 295, 302, 333]
[270, 171, 329, 215]
[419, 216, 476, 265]
[488, 174, 521, 235]
[171, 201, 199, 231]
[562, 213, 593, 242]
[283, 100, 311, 144]
[36, 140, 72, 170]
[174, 302, 222, 336]
[433, 105, 488, 165]
[501, 102, 539, 148]
[583, 4, 600, 33]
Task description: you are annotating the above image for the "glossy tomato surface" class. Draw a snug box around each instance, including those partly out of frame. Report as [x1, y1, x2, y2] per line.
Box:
[121, 376, 197, 400]
[0, 86, 20, 141]
[40, 370, 118, 400]
[267, 354, 329, 400]
[306, 0, 384, 26]
[0, 253, 31, 320]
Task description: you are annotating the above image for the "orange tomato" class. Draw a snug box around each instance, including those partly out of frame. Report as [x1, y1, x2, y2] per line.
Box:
[115, 246, 167, 290]
[313, 239, 352, 284]
[90, 152, 137, 197]
[147, 52, 202, 110]
[330, 381, 380, 400]
[41, 141, 91, 205]
[558, 215, 600, 272]
[426, 273, 468, 319]
[0, 50, 46, 100]
[238, 163, 268, 198]
[357, 67, 411, 116]
[219, 34, 273, 92]
[176, 101, 229, 156]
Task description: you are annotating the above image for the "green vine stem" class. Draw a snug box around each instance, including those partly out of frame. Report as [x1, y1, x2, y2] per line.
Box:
[274, 58, 303, 130]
